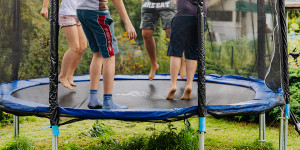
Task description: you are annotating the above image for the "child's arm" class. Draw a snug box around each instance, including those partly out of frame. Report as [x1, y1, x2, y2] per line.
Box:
[111, 0, 137, 40]
[40, 0, 50, 18]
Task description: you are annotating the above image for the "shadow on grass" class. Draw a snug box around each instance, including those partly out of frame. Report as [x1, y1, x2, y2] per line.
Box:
[234, 138, 275, 150]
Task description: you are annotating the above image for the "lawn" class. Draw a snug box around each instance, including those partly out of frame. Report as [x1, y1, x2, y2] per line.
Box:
[0, 116, 299, 150]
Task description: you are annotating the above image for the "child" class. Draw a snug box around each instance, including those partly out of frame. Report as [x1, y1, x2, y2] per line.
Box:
[41, 0, 87, 90]
[76, 0, 137, 109]
[166, 0, 206, 100]
[140, 0, 187, 80]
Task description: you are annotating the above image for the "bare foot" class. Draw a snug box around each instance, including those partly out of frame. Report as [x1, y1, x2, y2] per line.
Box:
[180, 87, 192, 100]
[58, 75, 73, 90]
[180, 72, 186, 79]
[148, 64, 159, 80]
[166, 87, 177, 100]
[68, 76, 77, 87]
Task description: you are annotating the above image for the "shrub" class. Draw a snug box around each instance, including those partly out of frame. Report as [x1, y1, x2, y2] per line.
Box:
[1, 137, 33, 150]
[0, 112, 12, 127]
[86, 122, 114, 138]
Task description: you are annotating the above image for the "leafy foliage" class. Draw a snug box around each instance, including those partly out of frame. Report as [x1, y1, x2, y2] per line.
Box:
[0, 112, 12, 127]
[0, 137, 33, 150]
[86, 122, 114, 138]
[288, 10, 300, 33]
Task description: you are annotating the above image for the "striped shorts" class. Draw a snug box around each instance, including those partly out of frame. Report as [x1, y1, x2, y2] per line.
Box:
[76, 10, 119, 58]
[59, 15, 81, 27]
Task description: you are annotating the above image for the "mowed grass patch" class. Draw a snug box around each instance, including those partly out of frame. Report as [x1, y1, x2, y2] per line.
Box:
[0, 116, 299, 150]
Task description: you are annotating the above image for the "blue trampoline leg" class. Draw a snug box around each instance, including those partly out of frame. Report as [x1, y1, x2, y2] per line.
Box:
[199, 117, 206, 150]
[52, 125, 59, 150]
[284, 104, 290, 150]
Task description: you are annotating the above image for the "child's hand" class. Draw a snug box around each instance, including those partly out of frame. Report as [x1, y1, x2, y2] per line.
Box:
[40, 8, 48, 18]
[125, 24, 137, 40]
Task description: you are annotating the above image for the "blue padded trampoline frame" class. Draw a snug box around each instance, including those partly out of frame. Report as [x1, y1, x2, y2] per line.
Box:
[0, 74, 283, 121]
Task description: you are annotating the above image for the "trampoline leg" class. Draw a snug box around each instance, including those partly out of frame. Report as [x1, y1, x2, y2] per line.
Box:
[199, 117, 205, 150]
[199, 132, 205, 150]
[52, 135, 58, 150]
[259, 113, 266, 142]
[284, 104, 290, 150]
[13, 115, 19, 138]
[284, 118, 288, 150]
[279, 110, 284, 150]
[52, 125, 59, 150]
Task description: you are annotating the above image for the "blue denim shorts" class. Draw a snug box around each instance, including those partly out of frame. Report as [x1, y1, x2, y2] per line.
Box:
[77, 10, 119, 58]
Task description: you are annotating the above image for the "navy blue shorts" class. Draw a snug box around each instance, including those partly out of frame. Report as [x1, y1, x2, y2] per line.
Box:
[167, 16, 198, 60]
[77, 10, 119, 58]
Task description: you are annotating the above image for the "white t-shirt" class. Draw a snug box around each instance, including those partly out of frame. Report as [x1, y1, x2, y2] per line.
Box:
[59, 0, 77, 15]
[77, 0, 108, 10]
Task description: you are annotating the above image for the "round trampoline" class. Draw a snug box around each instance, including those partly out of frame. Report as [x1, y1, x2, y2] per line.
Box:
[0, 74, 284, 121]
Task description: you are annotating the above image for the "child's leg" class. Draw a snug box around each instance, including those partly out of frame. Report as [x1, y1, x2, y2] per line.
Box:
[142, 29, 160, 80]
[102, 56, 115, 94]
[90, 52, 103, 90]
[59, 25, 86, 89]
[181, 59, 197, 100]
[66, 26, 87, 87]
[88, 52, 103, 109]
[102, 56, 127, 109]
[166, 56, 181, 100]
[166, 29, 186, 79]
[180, 55, 186, 79]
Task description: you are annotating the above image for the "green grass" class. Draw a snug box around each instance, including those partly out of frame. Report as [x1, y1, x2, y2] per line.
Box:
[0, 116, 300, 150]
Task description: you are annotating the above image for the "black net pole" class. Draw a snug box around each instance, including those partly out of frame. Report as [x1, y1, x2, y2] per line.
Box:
[278, 0, 289, 149]
[197, 0, 206, 118]
[257, 1, 266, 79]
[49, 0, 59, 130]
[279, 0, 289, 106]
[197, 1, 206, 149]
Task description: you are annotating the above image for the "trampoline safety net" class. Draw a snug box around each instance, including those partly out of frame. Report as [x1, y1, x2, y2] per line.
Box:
[0, 0, 284, 121]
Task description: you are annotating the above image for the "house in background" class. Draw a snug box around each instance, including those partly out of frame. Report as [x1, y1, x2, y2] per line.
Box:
[206, 0, 275, 42]
[286, 0, 300, 9]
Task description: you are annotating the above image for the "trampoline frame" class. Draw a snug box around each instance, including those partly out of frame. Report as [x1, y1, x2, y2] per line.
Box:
[0, 74, 284, 120]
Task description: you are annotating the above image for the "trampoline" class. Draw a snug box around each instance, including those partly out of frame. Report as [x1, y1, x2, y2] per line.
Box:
[0, 74, 284, 121]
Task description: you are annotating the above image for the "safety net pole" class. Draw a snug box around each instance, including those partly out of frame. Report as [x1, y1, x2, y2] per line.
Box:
[49, 0, 60, 150]
[12, 0, 21, 138]
[197, 1, 206, 150]
[278, 0, 289, 150]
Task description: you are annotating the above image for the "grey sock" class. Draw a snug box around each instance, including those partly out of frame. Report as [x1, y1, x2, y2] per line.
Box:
[102, 94, 128, 109]
[87, 90, 102, 109]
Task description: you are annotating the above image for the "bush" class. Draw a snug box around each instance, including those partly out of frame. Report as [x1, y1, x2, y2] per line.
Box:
[0, 112, 12, 127]
[122, 123, 198, 150]
[86, 122, 114, 138]
[288, 66, 300, 119]
[0, 137, 33, 150]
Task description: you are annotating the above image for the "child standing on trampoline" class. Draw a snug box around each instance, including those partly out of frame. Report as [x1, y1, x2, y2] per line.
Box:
[77, 0, 137, 109]
[166, 0, 206, 100]
[40, 0, 87, 90]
